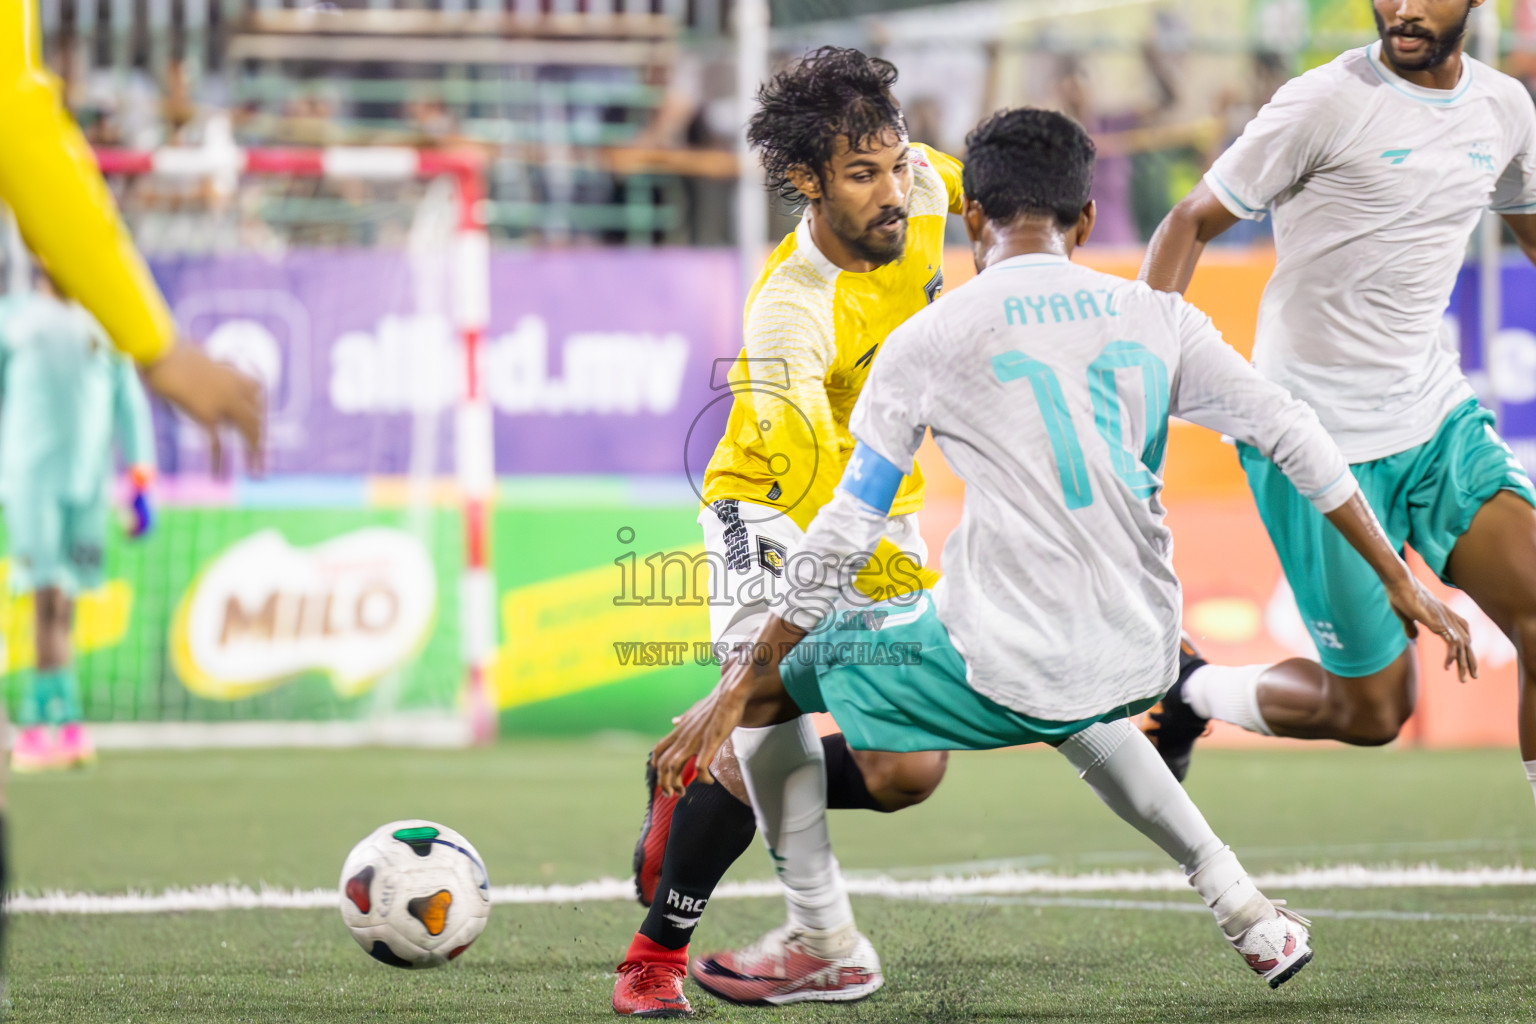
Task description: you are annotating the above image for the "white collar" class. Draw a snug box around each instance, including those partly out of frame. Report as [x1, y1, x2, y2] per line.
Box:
[796, 213, 842, 280]
[1366, 40, 1474, 105]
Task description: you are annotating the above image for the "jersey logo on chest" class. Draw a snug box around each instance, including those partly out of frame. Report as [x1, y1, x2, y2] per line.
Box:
[1380, 149, 1411, 166]
[924, 268, 944, 304]
[854, 344, 879, 370]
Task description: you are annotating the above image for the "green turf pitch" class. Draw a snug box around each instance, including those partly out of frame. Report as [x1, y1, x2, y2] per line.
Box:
[10, 741, 1536, 1021]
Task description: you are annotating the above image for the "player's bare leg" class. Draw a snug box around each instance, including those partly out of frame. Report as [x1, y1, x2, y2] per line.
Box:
[1441, 492, 1536, 792]
[689, 738, 945, 810]
[1249, 652, 1416, 743]
[1152, 502, 1523, 784]
[633, 739, 944, 902]
[1148, 633, 1420, 780]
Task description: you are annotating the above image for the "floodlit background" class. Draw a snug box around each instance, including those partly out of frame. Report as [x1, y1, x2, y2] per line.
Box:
[6, 2, 1536, 1021]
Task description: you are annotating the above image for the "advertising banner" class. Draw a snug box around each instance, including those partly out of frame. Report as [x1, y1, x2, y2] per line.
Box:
[3, 507, 467, 725]
[149, 249, 741, 477]
[6, 498, 719, 736]
[170, 527, 438, 702]
[1450, 261, 1536, 471]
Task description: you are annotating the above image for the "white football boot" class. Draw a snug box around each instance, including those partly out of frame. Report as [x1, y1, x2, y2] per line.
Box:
[1220, 891, 1314, 989]
[690, 922, 884, 1006]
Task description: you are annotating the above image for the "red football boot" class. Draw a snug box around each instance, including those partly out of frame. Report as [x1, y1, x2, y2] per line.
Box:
[632, 753, 696, 906]
[613, 934, 693, 1018]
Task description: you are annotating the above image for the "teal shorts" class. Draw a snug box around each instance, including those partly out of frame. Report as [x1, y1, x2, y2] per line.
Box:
[1239, 399, 1536, 678]
[4, 493, 109, 595]
[779, 593, 1160, 752]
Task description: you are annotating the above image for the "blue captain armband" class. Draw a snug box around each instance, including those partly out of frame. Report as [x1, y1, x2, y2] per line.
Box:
[841, 441, 904, 514]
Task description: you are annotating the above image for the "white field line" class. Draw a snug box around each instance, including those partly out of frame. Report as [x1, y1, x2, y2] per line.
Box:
[10, 863, 1536, 916]
[922, 895, 1536, 926]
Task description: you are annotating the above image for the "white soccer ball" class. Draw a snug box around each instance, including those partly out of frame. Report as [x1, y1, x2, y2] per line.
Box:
[338, 819, 491, 968]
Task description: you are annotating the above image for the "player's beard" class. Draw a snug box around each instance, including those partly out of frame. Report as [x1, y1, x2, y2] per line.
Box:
[1374, 5, 1470, 73]
[832, 206, 908, 266]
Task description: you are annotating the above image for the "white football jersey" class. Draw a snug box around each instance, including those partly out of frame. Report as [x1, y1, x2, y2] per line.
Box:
[792, 255, 1356, 721]
[1206, 42, 1536, 462]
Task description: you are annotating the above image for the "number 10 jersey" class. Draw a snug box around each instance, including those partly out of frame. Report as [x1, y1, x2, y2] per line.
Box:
[820, 253, 1358, 721]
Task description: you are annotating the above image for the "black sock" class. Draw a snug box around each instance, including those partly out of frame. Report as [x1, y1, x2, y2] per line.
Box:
[636, 732, 882, 951]
[638, 778, 757, 950]
[822, 732, 885, 812]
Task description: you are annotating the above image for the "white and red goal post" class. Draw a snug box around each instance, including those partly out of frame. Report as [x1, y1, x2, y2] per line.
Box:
[95, 144, 500, 746]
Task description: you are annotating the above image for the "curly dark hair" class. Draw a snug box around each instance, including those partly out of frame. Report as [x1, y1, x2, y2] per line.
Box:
[962, 108, 1096, 229]
[747, 46, 907, 203]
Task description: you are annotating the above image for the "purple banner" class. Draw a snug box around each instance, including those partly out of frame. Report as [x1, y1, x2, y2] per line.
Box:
[149, 249, 741, 476]
[1451, 262, 1536, 473]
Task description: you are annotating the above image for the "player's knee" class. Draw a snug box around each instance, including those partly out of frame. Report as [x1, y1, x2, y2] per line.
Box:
[866, 751, 948, 812]
[1330, 686, 1413, 746]
[1322, 655, 1415, 745]
[1510, 615, 1536, 670]
[707, 740, 750, 803]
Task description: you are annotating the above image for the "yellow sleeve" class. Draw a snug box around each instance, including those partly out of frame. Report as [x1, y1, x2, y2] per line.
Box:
[0, 1, 176, 364]
[914, 145, 965, 215]
[741, 294, 845, 522]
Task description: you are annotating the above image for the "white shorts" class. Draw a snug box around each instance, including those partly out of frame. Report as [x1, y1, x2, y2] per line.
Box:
[698, 498, 927, 646]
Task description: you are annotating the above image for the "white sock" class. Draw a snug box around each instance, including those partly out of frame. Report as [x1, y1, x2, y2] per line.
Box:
[732, 718, 856, 956]
[1057, 720, 1225, 871]
[1183, 663, 1274, 736]
[1188, 846, 1269, 939]
[1524, 760, 1536, 809]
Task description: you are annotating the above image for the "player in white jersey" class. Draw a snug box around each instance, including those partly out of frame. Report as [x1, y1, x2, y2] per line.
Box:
[649, 108, 1473, 1001]
[1138, 0, 1536, 792]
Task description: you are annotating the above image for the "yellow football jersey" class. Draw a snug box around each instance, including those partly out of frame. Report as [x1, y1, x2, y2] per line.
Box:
[703, 143, 964, 533]
[0, 1, 176, 364]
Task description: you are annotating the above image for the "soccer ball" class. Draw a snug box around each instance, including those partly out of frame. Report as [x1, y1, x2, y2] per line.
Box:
[338, 819, 491, 968]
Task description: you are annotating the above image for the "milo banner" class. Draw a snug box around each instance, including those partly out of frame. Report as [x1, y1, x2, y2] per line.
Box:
[148, 249, 740, 476]
[3, 494, 716, 736]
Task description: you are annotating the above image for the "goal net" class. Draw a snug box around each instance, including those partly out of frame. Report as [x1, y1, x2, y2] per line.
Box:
[1, 143, 497, 748]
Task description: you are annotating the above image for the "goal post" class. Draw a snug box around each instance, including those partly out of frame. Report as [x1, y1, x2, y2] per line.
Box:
[83, 143, 498, 747]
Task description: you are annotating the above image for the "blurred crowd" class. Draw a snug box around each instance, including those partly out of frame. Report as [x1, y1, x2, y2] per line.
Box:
[42, 0, 1536, 251]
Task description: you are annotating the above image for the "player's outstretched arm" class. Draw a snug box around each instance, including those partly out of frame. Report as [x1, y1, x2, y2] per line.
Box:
[653, 613, 807, 797]
[1144, 69, 1345, 294]
[1, 2, 264, 471]
[1170, 300, 1474, 679]
[1139, 181, 1238, 294]
[1, 2, 174, 365]
[655, 437, 911, 795]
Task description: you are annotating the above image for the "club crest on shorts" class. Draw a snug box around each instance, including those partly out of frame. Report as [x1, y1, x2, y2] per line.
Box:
[757, 536, 787, 577]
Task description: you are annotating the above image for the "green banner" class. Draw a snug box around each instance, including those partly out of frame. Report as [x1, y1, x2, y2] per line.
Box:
[4, 499, 718, 738]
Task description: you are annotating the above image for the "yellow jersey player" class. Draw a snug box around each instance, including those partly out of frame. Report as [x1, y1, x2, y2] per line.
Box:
[615, 47, 961, 1017]
[1, 0, 262, 465]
